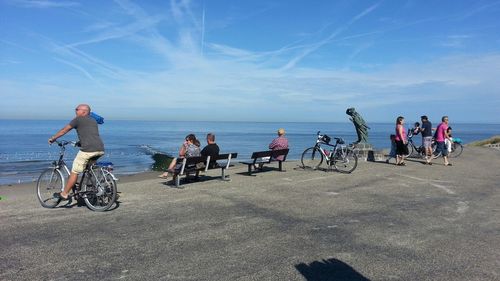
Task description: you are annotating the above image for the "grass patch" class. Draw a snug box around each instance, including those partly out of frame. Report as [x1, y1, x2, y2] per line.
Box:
[467, 135, 500, 146]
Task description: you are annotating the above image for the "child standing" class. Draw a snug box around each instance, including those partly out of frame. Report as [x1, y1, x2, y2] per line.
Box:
[386, 134, 397, 163]
[445, 127, 453, 153]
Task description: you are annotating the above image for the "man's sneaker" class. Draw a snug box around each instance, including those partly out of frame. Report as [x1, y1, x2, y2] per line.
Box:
[53, 192, 70, 201]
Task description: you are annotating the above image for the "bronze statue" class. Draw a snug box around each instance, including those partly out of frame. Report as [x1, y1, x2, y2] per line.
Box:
[346, 107, 370, 144]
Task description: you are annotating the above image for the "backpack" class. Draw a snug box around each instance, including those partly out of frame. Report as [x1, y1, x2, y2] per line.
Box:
[90, 112, 104, 124]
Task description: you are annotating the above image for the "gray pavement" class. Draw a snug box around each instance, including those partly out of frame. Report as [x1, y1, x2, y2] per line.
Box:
[1, 146, 499, 281]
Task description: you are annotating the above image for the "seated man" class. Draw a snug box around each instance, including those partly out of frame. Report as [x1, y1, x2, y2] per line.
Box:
[269, 128, 289, 161]
[255, 128, 289, 170]
[201, 133, 220, 168]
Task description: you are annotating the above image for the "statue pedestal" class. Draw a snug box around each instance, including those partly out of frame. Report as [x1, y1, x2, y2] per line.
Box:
[350, 143, 384, 161]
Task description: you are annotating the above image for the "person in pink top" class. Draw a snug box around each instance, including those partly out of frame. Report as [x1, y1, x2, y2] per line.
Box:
[395, 116, 408, 166]
[434, 116, 452, 166]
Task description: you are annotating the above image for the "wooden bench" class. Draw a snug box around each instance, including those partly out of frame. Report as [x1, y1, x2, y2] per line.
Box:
[173, 153, 238, 188]
[240, 149, 289, 175]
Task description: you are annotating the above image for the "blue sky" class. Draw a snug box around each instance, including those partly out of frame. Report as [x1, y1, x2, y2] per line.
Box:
[1, 0, 500, 123]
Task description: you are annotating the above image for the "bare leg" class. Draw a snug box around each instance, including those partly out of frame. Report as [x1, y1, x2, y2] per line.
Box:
[61, 172, 78, 198]
[159, 158, 177, 178]
[425, 147, 432, 164]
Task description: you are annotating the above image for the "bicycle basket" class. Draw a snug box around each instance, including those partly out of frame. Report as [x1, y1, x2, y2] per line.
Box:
[321, 135, 331, 144]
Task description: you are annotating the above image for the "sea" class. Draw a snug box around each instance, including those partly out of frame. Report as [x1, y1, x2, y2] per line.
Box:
[1, 120, 499, 185]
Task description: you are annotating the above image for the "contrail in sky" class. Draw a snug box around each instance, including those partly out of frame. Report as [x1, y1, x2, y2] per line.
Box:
[201, 2, 205, 56]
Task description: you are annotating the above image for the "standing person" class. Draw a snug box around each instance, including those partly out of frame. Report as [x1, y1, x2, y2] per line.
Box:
[445, 127, 453, 153]
[48, 104, 105, 200]
[158, 134, 201, 179]
[386, 134, 397, 164]
[420, 115, 433, 165]
[395, 116, 408, 166]
[269, 128, 289, 161]
[434, 116, 452, 166]
[201, 133, 220, 168]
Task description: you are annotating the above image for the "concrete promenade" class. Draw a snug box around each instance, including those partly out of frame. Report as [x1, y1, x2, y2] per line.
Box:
[1, 146, 499, 281]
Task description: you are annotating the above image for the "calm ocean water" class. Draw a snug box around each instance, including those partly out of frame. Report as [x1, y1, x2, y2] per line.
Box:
[1, 120, 499, 185]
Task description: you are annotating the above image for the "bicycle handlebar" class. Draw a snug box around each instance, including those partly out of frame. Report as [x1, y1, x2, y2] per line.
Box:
[52, 140, 80, 147]
[315, 131, 345, 145]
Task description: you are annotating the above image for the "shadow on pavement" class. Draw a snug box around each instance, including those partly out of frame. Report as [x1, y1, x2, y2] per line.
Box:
[295, 258, 371, 281]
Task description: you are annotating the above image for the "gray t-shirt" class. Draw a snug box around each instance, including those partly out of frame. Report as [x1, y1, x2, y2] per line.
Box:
[69, 116, 105, 152]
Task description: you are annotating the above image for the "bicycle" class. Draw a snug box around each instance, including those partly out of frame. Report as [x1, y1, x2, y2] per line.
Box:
[447, 138, 464, 158]
[406, 128, 463, 158]
[301, 131, 358, 173]
[36, 140, 118, 211]
[406, 130, 427, 158]
[432, 138, 464, 158]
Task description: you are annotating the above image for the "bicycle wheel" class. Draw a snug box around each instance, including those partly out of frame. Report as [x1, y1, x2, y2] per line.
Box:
[449, 143, 463, 158]
[83, 169, 117, 212]
[406, 143, 415, 158]
[36, 168, 64, 208]
[301, 147, 323, 169]
[333, 149, 358, 173]
[417, 146, 427, 158]
[432, 142, 442, 158]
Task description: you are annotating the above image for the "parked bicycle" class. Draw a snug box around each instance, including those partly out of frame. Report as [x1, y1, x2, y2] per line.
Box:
[36, 140, 118, 211]
[301, 131, 358, 173]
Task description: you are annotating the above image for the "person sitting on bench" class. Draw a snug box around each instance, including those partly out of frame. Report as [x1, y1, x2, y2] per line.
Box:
[269, 128, 289, 160]
[201, 133, 220, 168]
[256, 128, 289, 169]
[158, 134, 200, 179]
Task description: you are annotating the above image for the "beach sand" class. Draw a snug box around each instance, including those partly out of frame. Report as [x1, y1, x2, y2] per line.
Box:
[1, 146, 499, 280]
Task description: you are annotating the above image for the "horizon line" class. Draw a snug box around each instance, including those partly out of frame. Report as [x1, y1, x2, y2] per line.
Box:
[1, 118, 500, 125]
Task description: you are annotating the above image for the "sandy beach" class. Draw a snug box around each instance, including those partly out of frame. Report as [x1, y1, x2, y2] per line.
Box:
[1, 146, 499, 281]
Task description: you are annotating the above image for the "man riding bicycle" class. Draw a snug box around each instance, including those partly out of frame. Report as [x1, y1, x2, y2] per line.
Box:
[48, 104, 105, 200]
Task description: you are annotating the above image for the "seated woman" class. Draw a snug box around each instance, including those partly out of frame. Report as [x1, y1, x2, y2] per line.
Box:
[158, 134, 201, 179]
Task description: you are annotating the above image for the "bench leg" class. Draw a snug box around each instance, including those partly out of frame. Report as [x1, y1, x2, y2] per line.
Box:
[247, 164, 253, 175]
[278, 161, 282, 171]
[174, 175, 181, 188]
[220, 168, 231, 181]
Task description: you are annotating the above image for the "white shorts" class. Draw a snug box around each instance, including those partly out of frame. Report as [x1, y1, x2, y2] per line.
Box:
[72, 151, 104, 173]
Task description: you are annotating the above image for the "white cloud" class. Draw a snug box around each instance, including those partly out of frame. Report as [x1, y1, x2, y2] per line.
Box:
[1, 0, 500, 122]
[6, 0, 79, 8]
[439, 35, 472, 48]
